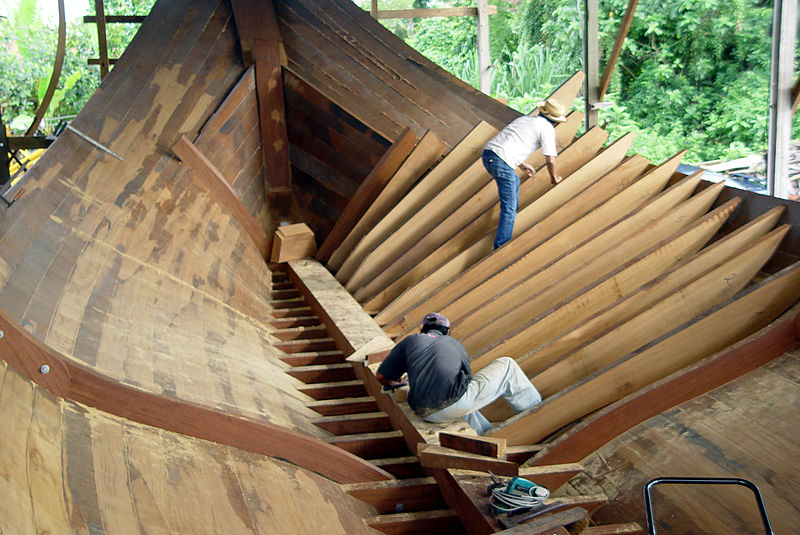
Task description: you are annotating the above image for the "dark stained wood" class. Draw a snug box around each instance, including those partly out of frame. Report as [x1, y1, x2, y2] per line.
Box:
[316, 128, 418, 262]
[313, 411, 393, 435]
[419, 444, 519, 477]
[307, 396, 379, 416]
[254, 37, 292, 190]
[0, 309, 392, 484]
[366, 509, 463, 535]
[438, 432, 506, 459]
[327, 430, 409, 459]
[299, 380, 368, 400]
[93, 0, 110, 79]
[171, 134, 271, 258]
[230, 0, 282, 66]
[286, 363, 356, 383]
[496, 507, 587, 534]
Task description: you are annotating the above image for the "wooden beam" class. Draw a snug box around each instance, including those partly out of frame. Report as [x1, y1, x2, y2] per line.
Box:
[418, 444, 519, 476]
[93, 0, 110, 79]
[598, 0, 639, 101]
[583, 0, 599, 128]
[527, 301, 800, 467]
[380, 133, 637, 335]
[230, 0, 281, 67]
[171, 135, 270, 258]
[371, 6, 498, 19]
[328, 130, 445, 272]
[342, 477, 446, 513]
[358, 113, 587, 313]
[531, 223, 788, 398]
[492, 259, 800, 446]
[0, 309, 392, 484]
[83, 15, 146, 23]
[335, 122, 498, 284]
[476, 0, 491, 94]
[438, 433, 506, 459]
[478, 200, 779, 376]
[317, 128, 419, 263]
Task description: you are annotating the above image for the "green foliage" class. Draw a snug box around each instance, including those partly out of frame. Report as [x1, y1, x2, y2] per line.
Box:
[1, 0, 155, 134]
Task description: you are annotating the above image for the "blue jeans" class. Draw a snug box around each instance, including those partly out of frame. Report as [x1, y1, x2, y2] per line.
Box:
[482, 149, 519, 249]
[423, 357, 541, 435]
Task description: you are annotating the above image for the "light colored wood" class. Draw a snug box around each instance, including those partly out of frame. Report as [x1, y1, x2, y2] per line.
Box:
[457, 169, 713, 359]
[359, 116, 594, 312]
[476, 201, 782, 371]
[378, 133, 638, 333]
[328, 130, 446, 271]
[336, 121, 499, 283]
[372, 6, 498, 19]
[548, 71, 587, 109]
[172, 134, 270, 258]
[449, 154, 657, 349]
[492, 259, 800, 446]
[531, 224, 789, 397]
[465, 177, 724, 372]
[271, 223, 317, 263]
[345, 157, 494, 294]
[317, 128, 419, 262]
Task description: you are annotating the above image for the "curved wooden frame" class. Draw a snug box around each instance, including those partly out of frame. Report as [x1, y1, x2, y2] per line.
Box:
[0, 309, 392, 485]
[526, 302, 800, 467]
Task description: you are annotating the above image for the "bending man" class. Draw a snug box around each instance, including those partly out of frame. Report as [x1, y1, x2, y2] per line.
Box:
[482, 98, 567, 249]
[376, 313, 541, 435]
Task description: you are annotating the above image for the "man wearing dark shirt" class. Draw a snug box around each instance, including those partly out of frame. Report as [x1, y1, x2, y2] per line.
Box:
[376, 312, 541, 434]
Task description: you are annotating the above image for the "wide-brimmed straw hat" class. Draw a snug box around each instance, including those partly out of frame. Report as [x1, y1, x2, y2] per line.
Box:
[537, 98, 567, 123]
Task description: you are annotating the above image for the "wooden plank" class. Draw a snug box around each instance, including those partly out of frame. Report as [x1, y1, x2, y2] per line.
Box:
[328, 130, 446, 271]
[496, 507, 588, 534]
[342, 477, 445, 513]
[335, 121, 498, 283]
[365, 509, 462, 535]
[491, 259, 800, 446]
[316, 128, 418, 262]
[344, 142, 496, 293]
[382, 141, 666, 337]
[306, 396, 379, 416]
[286, 362, 355, 384]
[253, 36, 292, 189]
[93, 0, 110, 79]
[438, 432, 506, 459]
[0, 309, 392, 485]
[477, 199, 777, 372]
[326, 430, 409, 459]
[531, 223, 789, 398]
[445, 153, 658, 350]
[582, 524, 643, 535]
[373, 6, 498, 19]
[418, 444, 519, 476]
[375, 132, 638, 326]
[357, 114, 590, 311]
[171, 135, 270, 258]
[312, 411, 392, 435]
[599, 0, 639, 101]
[231, 0, 282, 66]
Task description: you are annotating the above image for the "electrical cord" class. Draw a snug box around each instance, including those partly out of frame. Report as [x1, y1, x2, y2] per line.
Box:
[488, 481, 550, 515]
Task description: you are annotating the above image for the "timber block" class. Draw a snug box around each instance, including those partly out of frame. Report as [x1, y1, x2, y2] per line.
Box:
[271, 223, 317, 263]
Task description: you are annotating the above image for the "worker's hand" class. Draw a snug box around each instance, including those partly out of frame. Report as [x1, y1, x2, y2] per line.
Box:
[519, 163, 535, 177]
[550, 175, 563, 185]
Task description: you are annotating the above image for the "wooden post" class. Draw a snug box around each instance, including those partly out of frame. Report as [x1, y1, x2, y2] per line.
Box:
[767, 0, 798, 199]
[93, 0, 110, 80]
[598, 0, 639, 102]
[583, 0, 599, 129]
[476, 0, 491, 94]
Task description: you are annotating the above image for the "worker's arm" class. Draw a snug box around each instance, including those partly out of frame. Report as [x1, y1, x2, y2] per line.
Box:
[376, 371, 405, 387]
[545, 155, 562, 185]
[518, 162, 535, 176]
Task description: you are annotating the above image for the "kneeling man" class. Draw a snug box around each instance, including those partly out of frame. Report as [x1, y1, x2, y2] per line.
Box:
[376, 312, 540, 434]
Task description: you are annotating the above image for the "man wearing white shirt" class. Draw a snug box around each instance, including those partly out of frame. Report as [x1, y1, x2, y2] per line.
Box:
[482, 98, 566, 249]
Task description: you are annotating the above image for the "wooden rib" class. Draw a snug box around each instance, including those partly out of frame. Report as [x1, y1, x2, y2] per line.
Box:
[384, 147, 683, 339]
[171, 135, 270, 258]
[345, 151, 497, 293]
[342, 477, 445, 513]
[454, 172, 720, 358]
[358, 118, 600, 312]
[375, 133, 639, 328]
[254, 36, 292, 190]
[527, 301, 800, 468]
[312, 411, 392, 435]
[491, 259, 800, 446]
[328, 130, 446, 271]
[475, 202, 783, 371]
[438, 433, 506, 459]
[460, 178, 721, 366]
[418, 444, 519, 476]
[531, 224, 789, 398]
[445, 154, 658, 348]
[0, 310, 392, 484]
[365, 509, 462, 534]
[335, 121, 498, 282]
[316, 127, 419, 262]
